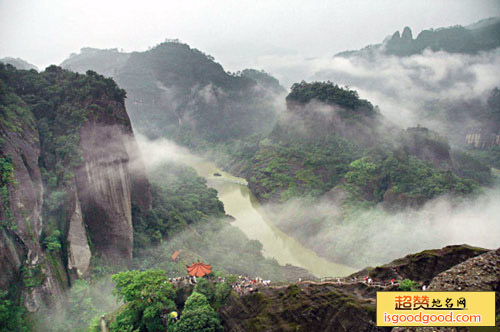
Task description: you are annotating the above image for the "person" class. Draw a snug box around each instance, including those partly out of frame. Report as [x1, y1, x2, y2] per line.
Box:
[170, 311, 178, 322]
[391, 278, 395, 285]
[422, 284, 427, 291]
[364, 276, 368, 283]
[337, 277, 341, 284]
[368, 278, 372, 284]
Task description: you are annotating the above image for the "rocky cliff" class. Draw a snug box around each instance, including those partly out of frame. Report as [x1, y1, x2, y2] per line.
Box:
[393, 247, 500, 331]
[219, 283, 384, 332]
[0, 63, 151, 311]
[0, 84, 65, 310]
[350, 244, 488, 285]
[218, 245, 498, 332]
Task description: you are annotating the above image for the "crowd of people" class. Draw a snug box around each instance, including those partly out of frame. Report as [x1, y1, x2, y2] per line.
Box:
[167, 273, 272, 295]
[232, 276, 271, 295]
[169, 275, 198, 285]
[314, 275, 401, 288]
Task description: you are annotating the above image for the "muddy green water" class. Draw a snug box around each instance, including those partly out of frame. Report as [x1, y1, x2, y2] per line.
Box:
[184, 155, 355, 278]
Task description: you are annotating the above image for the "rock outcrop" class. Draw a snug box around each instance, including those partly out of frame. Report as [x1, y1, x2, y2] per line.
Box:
[66, 190, 91, 276]
[350, 245, 488, 285]
[219, 283, 384, 332]
[393, 247, 500, 331]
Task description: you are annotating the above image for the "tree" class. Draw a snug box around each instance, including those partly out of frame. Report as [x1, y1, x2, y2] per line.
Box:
[110, 270, 176, 332]
[173, 292, 223, 332]
[193, 278, 215, 304]
[0, 291, 29, 332]
[398, 279, 419, 291]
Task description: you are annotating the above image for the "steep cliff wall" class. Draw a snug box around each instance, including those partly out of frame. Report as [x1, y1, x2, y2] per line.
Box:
[75, 123, 134, 263]
[0, 64, 152, 310]
[0, 87, 64, 310]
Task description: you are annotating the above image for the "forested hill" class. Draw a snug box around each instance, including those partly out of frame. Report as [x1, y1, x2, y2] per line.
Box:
[336, 17, 500, 57]
[61, 41, 286, 143]
[214, 81, 491, 206]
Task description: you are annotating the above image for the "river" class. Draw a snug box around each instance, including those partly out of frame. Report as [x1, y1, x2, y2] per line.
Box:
[183, 155, 356, 278]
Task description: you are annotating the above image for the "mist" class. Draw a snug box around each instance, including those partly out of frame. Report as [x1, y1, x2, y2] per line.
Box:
[262, 188, 500, 269]
[313, 49, 500, 130]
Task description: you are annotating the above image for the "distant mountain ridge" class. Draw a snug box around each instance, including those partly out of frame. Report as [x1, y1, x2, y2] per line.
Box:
[61, 41, 286, 143]
[0, 57, 38, 71]
[336, 16, 500, 57]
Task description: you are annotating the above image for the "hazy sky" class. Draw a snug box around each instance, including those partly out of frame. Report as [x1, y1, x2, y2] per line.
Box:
[1, 0, 499, 77]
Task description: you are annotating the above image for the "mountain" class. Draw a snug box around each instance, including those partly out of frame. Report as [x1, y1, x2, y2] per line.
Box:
[336, 17, 500, 57]
[61, 41, 285, 144]
[224, 82, 487, 204]
[0, 63, 151, 312]
[0, 57, 38, 71]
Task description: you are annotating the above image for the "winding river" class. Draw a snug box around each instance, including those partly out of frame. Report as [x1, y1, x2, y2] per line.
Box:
[184, 155, 356, 278]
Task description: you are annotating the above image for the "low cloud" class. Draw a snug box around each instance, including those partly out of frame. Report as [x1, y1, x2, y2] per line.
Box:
[249, 48, 500, 134]
[262, 187, 500, 268]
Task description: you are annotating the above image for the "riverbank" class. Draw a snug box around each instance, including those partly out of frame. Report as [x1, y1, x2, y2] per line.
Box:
[182, 154, 356, 278]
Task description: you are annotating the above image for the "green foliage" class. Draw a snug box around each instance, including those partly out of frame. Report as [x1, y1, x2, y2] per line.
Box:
[345, 157, 379, 187]
[173, 292, 223, 332]
[0, 156, 15, 229]
[0, 290, 29, 332]
[451, 149, 493, 185]
[398, 279, 420, 291]
[109, 270, 176, 332]
[21, 264, 44, 289]
[132, 162, 225, 251]
[340, 150, 478, 203]
[34, 278, 115, 332]
[249, 133, 362, 201]
[112, 270, 175, 303]
[214, 282, 231, 308]
[287, 81, 374, 115]
[86, 315, 101, 332]
[0, 63, 129, 244]
[64, 280, 99, 330]
[381, 154, 477, 199]
[43, 230, 62, 252]
[193, 278, 215, 304]
[465, 145, 500, 170]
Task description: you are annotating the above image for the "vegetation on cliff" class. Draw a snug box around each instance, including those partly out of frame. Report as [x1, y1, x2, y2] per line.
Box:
[0, 64, 143, 330]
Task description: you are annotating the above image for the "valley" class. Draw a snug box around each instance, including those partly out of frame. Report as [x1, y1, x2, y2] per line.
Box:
[0, 6, 499, 331]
